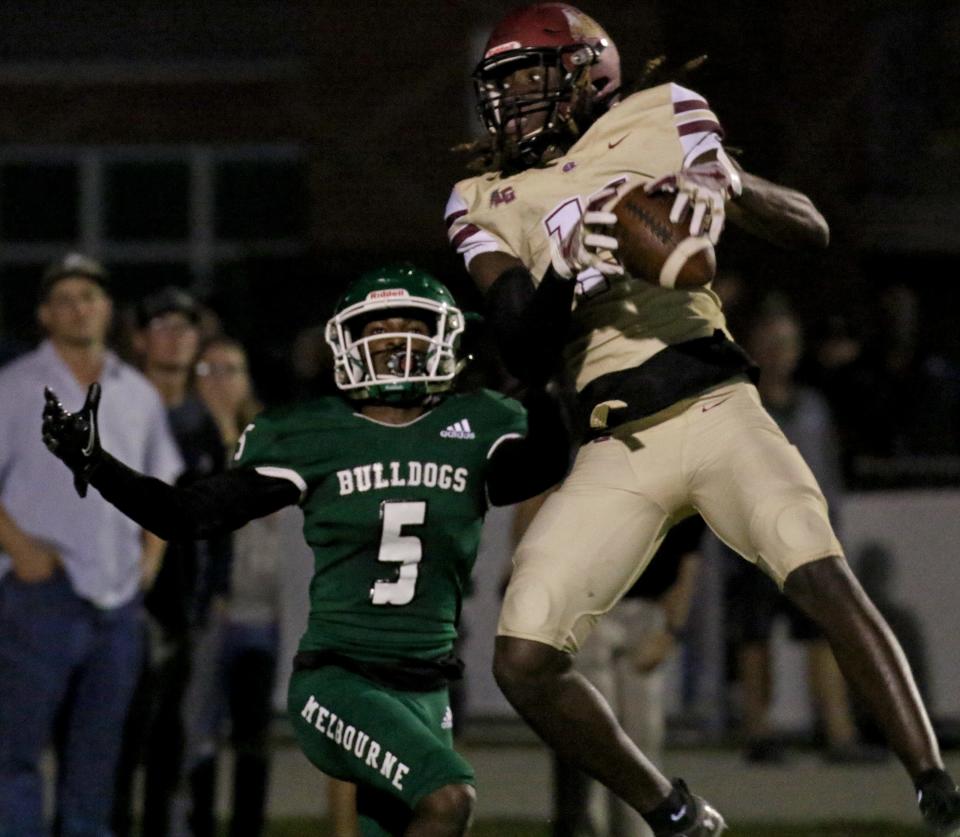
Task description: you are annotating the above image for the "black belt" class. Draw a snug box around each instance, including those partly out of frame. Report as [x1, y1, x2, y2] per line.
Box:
[577, 331, 758, 437]
[293, 649, 463, 692]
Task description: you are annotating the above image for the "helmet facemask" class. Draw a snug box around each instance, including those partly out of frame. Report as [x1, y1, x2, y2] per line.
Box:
[474, 41, 607, 169]
[326, 298, 465, 404]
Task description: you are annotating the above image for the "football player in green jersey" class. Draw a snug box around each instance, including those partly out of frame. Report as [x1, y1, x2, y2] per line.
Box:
[41, 265, 570, 837]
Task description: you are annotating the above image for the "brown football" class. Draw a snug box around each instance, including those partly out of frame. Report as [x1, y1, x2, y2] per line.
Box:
[611, 184, 716, 289]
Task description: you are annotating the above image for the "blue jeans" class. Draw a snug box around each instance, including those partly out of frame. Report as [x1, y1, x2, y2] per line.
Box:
[0, 572, 142, 837]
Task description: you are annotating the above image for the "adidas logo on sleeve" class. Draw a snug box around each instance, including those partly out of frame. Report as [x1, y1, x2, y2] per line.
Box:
[440, 419, 475, 440]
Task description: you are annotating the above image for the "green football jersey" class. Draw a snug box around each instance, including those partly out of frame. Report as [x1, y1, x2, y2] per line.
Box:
[234, 389, 526, 663]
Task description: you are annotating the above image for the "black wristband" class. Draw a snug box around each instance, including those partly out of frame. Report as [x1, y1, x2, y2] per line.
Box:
[643, 779, 696, 833]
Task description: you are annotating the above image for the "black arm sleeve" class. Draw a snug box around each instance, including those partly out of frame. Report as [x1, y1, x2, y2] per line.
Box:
[486, 387, 572, 507]
[485, 265, 576, 384]
[88, 452, 301, 540]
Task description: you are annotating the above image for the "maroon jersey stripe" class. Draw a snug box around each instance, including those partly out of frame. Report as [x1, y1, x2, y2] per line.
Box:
[677, 119, 722, 137]
[451, 223, 481, 249]
[674, 98, 709, 114]
[445, 209, 467, 229]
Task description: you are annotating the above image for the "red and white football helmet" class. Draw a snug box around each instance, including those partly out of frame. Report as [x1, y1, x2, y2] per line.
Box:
[474, 3, 621, 167]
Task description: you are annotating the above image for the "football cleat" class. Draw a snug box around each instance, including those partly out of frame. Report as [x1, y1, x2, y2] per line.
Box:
[652, 780, 727, 837]
[920, 785, 960, 836]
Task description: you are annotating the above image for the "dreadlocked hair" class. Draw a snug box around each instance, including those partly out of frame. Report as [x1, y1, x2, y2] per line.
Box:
[451, 135, 499, 175]
[451, 134, 573, 177]
[618, 53, 709, 98]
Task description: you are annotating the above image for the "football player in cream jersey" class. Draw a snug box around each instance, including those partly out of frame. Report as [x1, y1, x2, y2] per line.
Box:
[446, 4, 960, 835]
[41, 266, 569, 837]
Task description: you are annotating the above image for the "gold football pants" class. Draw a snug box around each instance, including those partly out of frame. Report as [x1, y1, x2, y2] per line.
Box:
[498, 380, 843, 653]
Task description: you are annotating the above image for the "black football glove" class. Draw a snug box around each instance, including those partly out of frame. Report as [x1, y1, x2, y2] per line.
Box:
[42, 383, 103, 497]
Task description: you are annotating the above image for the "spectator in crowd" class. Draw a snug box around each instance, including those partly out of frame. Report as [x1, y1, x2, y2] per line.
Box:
[816, 284, 960, 469]
[193, 336, 258, 453]
[726, 303, 869, 762]
[553, 517, 705, 837]
[112, 287, 230, 837]
[0, 254, 182, 836]
[181, 336, 279, 837]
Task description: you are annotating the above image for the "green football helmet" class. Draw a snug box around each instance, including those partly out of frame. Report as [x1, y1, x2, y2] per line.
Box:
[325, 265, 466, 402]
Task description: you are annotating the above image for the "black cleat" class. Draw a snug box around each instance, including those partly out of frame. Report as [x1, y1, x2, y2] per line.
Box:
[918, 771, 960, 837]
[652, 780, 727, 837]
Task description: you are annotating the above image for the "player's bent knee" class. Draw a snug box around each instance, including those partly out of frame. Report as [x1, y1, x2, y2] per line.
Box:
[414, 783, 475, 832]
[493, 636, 570, 699]
[498, 572, 557, 640]
[747, 491, 842, 585]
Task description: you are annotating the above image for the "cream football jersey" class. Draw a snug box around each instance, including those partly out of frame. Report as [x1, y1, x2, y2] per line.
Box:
[446, 82, 733, 392]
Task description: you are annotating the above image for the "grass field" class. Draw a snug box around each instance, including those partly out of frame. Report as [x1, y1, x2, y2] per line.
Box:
[264, 818, 926, 836]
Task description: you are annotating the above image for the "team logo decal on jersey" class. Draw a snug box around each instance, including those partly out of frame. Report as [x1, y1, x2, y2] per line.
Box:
[490, 187, 516, 207]
[336, 460, 469, 496]
[441, 706, 454, 730]
[440, 419, 475, 440]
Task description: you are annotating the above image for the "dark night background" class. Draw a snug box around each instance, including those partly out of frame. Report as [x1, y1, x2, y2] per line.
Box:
[0, 1, 957, 408]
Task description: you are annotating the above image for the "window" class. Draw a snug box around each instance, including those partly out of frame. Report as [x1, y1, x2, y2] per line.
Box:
[105, 161, 190, 241]
[0, 144, 308, 326]
[215, 159, 308, 239]
[1, 163, 78, 241]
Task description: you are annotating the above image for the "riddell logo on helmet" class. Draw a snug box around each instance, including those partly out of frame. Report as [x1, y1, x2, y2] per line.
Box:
[485, 41, 521, 58]
[366, 289, 409, 301]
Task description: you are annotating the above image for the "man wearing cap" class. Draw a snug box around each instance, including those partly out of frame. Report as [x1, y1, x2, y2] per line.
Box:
[0, 255, 183, 836]
[112, 287, 230, 837]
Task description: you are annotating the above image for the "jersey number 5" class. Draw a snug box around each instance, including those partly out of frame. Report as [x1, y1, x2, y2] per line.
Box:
[371, 500, 426, 606]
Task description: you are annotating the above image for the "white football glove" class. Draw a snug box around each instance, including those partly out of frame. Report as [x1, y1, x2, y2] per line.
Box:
[644, 158, 742, 245]
[549, 191, 624, 281]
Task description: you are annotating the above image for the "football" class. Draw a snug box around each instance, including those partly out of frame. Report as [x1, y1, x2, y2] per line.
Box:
[611, 184, 716, 289]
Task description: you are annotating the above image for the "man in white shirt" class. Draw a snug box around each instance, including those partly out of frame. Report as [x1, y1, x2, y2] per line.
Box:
[0, 254, 183, 837]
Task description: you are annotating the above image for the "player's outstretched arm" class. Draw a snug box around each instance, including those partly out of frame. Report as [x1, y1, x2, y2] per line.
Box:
[486, 387, 571, 507]
[42, 384, 299, 539]
[471, 252, 578, 386]
[726, 169, 830, 250]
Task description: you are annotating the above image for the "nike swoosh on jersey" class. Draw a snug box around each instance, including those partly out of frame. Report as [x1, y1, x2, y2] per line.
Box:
[701, 396, 732, 413]
[670, 804, 688, 822]
[608, 133, 629, 149]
